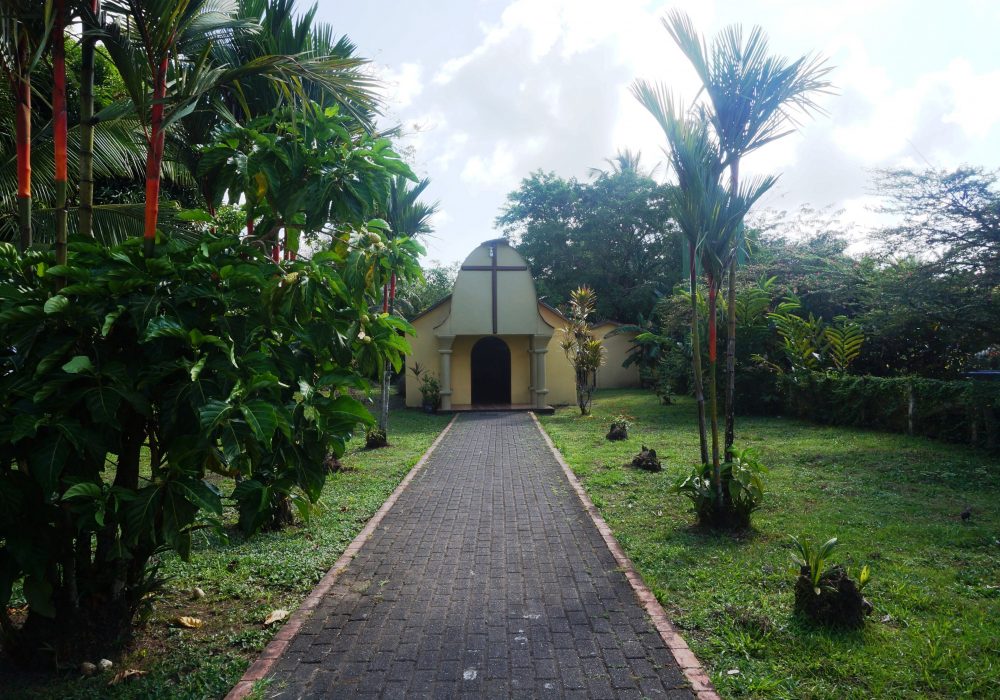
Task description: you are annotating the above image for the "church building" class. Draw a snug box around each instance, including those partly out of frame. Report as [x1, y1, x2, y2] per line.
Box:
[405, 239, 640, 410]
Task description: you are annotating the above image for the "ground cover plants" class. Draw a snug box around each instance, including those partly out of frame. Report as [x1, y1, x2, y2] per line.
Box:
[0, 409, 449, 699]
[540, 389, 1000, 699]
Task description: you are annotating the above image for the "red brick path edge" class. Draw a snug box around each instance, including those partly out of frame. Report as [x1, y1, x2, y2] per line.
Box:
[224, 414, 459, 700]
[530, 412, 722, 700]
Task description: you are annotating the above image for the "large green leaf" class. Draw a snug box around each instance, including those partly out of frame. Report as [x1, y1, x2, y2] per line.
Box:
[23, 575, 55, 619]
[28, 433, 70, 498]
[172, 478, 223, 516]
[240, 399, 280, 445]
[43, 295, 69, 314]
[62, 355, 94, 374]
[143, 316, 187, 342]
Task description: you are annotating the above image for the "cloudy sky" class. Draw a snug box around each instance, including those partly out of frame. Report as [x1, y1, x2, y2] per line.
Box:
[316, 0, 1000, 263]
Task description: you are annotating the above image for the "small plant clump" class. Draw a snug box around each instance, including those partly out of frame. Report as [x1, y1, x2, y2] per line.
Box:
[364, 427, 389, 450]
[790, 535, 873, 629]
[671, 447, 767, 529]
[631, 445, 662, 472]
[410, 363, 442, 413]
[606, 414, 632, 441]
[324, 453, 345, 472]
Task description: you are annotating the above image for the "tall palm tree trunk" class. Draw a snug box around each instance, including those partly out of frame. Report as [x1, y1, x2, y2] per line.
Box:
[142, 56, 168, 258]
[689, 243, 709, 465]
[78, 1, 99, 238]
[707, 275, 722, 507]
[724, 161, 740, 460]
[53, 0, 68, 265]
[15, 31, 31, 251]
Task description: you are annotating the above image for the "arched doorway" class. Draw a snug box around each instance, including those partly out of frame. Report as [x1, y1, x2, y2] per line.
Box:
[471, 336, 511, 405]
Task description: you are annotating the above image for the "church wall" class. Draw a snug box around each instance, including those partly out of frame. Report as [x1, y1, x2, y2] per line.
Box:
[444, 243, 549, 337]
[450, 334, 532, 405]
[537, 305, 577, 406]
[404, 300, 451, 408]
[594, 323, 641, 389]
[536, 308, 641, 404]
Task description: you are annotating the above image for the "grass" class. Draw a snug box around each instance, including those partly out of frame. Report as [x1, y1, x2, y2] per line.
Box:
[4, 408, 450, 700]
[539, 390, 1000, 700]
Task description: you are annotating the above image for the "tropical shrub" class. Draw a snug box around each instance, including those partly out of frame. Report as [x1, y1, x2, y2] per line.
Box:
[0, 228, 411, 662]
[364, 426, 388, 450]
[671, 447, 767, 528]
[560, 286, 606, 415]
[764, 296, 865, 375]
[410, 363, 441, 412]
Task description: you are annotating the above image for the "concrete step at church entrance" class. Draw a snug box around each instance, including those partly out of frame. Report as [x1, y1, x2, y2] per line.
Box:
[445, 403, 555, 414]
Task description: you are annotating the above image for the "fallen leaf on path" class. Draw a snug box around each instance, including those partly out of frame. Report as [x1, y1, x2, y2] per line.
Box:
[175, 616, 204, 629]
[108, 669, 147, 686]
[264, 609, 289, 626]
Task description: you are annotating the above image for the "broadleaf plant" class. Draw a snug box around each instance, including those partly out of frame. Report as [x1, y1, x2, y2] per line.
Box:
[0, 226, 414, 662]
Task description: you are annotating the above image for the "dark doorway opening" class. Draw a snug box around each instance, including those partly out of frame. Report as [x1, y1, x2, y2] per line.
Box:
[471, 336, 512, 405]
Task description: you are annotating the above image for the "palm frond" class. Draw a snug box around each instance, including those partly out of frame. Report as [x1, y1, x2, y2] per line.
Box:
[664, 10, 834, 166]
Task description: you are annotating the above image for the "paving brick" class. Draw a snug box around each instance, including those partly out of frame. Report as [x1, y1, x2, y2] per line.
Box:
[261, 412, 695, 698]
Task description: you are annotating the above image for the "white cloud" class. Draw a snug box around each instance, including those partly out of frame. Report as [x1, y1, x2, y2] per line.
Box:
[460, 144, 517, 187]
[330, 0, 1000, 263]
[943, 59, 1000, 139]
[379, 62, 424, 108]
[830, 56, 1000, 166]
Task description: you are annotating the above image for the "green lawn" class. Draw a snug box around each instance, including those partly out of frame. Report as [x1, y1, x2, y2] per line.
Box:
[539, 390, 1000, 700]
[5, 409, 449, 700]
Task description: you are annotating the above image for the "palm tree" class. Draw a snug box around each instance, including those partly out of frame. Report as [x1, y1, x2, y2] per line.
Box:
[587, 148, 657, 179]
[663, 10, 832, 459]
[52, 0, 68, 264]
[378, 175, 438, 434]
[77, 0, 100, 239]
[0, 2, 50, 251]
[631, 85, 712, 464]
[235, 0, 381, 257]
[177, 0, 381, 251]
[633, 81, 775, 520]
[100, 0, 261, 257]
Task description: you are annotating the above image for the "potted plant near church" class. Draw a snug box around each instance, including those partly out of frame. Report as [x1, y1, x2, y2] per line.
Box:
[411, 363, 442, 413]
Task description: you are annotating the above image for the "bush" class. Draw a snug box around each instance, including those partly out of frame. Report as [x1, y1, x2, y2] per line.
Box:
[671, 447, 767, 529]
[779, 372, 999, 447]
[364, 426, 389, 449]
[0, 232, 409, 663]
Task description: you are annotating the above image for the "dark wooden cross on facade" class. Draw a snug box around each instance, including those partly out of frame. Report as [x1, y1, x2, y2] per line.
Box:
[460, 242, 528, 334]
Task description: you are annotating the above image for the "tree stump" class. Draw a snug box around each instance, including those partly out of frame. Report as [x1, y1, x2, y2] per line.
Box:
[606, 424, 628, 441]
[631, 445, 662, 472]
[793, 565, 873, 629]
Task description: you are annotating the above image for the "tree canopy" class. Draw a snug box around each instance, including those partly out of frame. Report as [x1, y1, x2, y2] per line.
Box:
[495, 157, 682, 323]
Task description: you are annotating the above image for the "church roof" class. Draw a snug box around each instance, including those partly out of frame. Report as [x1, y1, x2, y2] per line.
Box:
[409, 294, 452, 323]
[409, 294, 630, 328]
[409, 294, 569, 325]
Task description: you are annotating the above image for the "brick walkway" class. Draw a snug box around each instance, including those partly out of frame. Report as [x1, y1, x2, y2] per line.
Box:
[263, 412, 696, 699]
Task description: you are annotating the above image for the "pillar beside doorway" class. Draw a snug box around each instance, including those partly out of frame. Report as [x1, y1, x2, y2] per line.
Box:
[528, 344, 537, 406]
[531, 335, 549, 410]
[437, 335, 454, 411]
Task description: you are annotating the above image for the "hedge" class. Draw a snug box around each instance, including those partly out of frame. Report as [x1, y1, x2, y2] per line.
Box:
[778, 373, 999, 448]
